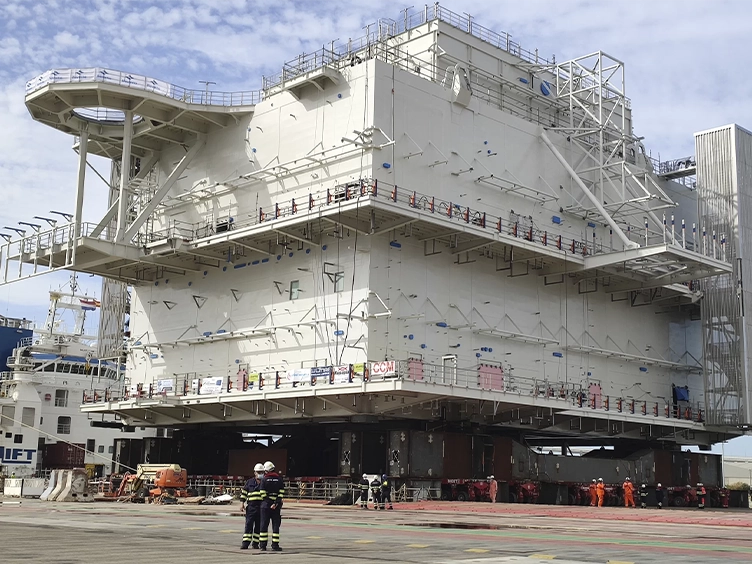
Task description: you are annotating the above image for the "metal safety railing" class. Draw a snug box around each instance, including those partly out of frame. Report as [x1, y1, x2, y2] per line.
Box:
[263, 4, 553, 92]
[80, 359, 707, 425]
[2, 173, 728, 290]
[284, 479, 352, 501]
[25, 68, 262, 107]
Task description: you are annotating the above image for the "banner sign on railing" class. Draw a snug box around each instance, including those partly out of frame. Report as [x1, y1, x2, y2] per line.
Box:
[310, 366, 331, 385]
[332, 365, 352, 384]
[200, 377, 223, 395]
[156, 379, 174, 393]
[286, 368, 311, 383]
[370, 360, 396, 377]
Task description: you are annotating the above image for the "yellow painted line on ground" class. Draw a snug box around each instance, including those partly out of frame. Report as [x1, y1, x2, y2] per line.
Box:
[182, 527, 204, 530]
[306, 536, 323, 539]
[146, 524, 165, 528]
[219, 529, 237, 533]
[529, 555, 556, 560]
[407, 544, 430, 548]
[354, 540, 376, 544]
[465, 548, 489, 553]
[607, 561, 635, 564]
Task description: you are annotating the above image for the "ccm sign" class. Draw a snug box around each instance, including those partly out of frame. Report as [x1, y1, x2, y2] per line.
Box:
[370, 361, 396, 377]
[0, 446, 36, 464]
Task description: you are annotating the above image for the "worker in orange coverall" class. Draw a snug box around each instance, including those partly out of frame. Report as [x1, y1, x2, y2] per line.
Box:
[623, 477, 636, 508]
[595, 478, 606, 507]
[596, 478, 605, 507]
[589, 479, 598, 506]
[488, 476, 498, 503]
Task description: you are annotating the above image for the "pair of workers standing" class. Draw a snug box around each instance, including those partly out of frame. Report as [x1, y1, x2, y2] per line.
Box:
[588, 477, 640, 507]
[240, 461, 285, 551]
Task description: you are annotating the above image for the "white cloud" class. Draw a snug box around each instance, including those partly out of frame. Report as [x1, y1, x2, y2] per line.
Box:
[0, 37, 22, 60]
[53, 31, 81, 49]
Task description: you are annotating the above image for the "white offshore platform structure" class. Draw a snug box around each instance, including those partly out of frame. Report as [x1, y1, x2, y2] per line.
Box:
[3, 5, 750, 484]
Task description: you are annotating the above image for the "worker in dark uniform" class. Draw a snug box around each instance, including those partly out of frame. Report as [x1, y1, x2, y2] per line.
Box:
[259, 461, 285, 551]
[697, 483, 706, 509]
[380, 474, 393, 510]
[240, 462, 264, 549]
[639, 483, 648, 509]
[370, 475, 382, 510]
[358, 473, 370, 509]
[655, 483, 664, 509]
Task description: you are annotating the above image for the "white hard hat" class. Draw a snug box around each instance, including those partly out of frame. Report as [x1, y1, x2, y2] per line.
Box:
[254, 463, 264, 472]
[263, 461, 275, 472]
[626, 477, 631, 481]
[657, 483, 662, 487]
[592, 479, 596, 482]
[362, 473, 368, 479]
[598, 477, 603, 481]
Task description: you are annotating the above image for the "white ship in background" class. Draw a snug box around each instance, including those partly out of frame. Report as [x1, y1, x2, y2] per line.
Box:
[0, 277, 155, 477]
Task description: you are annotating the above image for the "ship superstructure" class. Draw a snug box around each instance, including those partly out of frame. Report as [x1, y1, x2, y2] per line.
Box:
[1, 5, 749, 480]
[0, 280, 155, 477]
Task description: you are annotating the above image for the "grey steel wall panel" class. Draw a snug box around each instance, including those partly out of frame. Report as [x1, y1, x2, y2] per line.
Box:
[409, 430, 443, 478]
[340, 431, 354, 476]
[695, 125, 750, 424]
[388, 430, 409, 477]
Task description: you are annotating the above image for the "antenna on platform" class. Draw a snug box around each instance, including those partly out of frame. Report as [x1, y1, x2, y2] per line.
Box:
[199, 80, 216, 104]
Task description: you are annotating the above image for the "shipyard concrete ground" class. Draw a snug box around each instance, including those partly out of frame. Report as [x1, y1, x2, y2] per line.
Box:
[0, 498, 750, 564]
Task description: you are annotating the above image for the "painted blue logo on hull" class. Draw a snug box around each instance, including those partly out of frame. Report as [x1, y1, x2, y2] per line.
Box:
[0, 446, 36, 464]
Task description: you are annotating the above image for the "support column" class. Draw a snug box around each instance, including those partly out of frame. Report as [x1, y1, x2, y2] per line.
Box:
[71, 129, 89, 264]
[116, 110, 134, 242]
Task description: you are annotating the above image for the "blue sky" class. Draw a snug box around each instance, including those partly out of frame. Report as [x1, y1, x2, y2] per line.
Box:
[1, 0, 751, 454]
